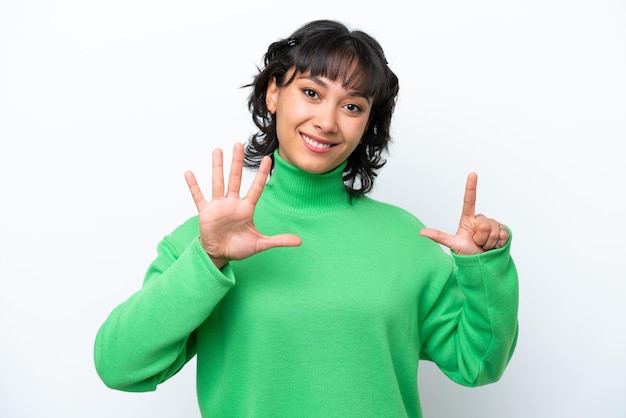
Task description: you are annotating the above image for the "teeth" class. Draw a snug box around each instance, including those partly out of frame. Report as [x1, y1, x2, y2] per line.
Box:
[303, 135, 332, 149]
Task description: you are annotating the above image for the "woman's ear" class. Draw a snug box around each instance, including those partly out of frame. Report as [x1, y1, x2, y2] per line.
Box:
[266, 77, 278, 114]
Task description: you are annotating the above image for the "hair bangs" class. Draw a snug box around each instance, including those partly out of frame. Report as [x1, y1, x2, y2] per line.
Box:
[245, 20, 399, 196]
[292, 38, 385, 100]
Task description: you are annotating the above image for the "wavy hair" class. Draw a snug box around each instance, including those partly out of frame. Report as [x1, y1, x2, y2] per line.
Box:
[244, 20, 399, 196]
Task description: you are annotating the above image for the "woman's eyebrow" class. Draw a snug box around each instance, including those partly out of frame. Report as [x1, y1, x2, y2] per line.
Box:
[296, 74, 371, 101]
[296, 74, 327, 87]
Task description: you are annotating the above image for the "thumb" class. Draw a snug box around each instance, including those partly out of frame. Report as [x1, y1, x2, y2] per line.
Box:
[258, 234, 303, 252]
[420, 228, 455, 249]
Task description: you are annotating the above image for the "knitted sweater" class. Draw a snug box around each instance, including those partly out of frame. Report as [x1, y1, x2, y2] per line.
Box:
[94, 153, 519, 418]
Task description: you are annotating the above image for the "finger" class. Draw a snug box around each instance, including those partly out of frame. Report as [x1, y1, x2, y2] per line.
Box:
[484, 222, 502, 250]
[227, 143, 245, 197]
[184, 170, 206, 210]
[212, 148, 225, 200]
[461, 172, 478, 218]
[245, 155, 272, 205]
[471, 214, 492, 248]
[495, 225, 510, 249]
[258, 233, 303, 251]
[420, 227, 456, 250]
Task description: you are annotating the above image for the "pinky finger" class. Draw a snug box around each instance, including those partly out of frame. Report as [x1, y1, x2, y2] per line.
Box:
[185, 170, 206, 209]
[495, 226, 510, 248]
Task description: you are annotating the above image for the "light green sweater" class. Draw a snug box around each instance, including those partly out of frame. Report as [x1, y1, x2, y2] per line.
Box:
[94, 153, 519, 418]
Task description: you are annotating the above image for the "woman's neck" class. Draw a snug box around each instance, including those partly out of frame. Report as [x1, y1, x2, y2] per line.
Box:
[259, 151, 351, 213]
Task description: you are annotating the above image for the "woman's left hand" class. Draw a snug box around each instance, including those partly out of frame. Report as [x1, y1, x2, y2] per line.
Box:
[420, 172, 509, 255]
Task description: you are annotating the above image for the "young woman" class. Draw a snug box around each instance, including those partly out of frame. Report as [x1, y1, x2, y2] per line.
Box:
[95, 19, 519, 418]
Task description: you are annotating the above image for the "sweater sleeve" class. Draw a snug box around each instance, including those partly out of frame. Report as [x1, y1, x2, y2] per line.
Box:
[419, 232, 519, 387]
[94, 222, 235, 392]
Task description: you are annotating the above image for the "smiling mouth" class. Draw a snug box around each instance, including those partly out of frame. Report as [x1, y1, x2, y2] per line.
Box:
[302, 134, 335, 149]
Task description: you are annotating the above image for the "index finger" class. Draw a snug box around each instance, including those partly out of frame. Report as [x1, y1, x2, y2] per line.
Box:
[461, 172, 478, 218]
[244, 155, 272, 205]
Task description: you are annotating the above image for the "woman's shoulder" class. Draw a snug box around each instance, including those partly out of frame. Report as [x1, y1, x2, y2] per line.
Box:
[353, 195, 426, 229]
[352, 196, 447, 257]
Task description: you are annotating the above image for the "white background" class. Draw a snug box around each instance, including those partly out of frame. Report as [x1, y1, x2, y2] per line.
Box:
[1, 0, 625, 417]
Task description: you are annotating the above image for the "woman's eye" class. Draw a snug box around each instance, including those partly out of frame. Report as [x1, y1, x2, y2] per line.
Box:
[303, 89, 318, 99]
[346, 103, 362, 113]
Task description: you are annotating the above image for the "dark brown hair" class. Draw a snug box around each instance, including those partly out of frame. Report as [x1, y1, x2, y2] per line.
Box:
[244, 19, 399, 196]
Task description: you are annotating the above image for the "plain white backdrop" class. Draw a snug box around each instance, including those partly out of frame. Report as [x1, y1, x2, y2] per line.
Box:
[1, 0, 624, 417]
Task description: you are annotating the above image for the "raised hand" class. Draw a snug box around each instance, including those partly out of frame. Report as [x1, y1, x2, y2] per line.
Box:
[185, 143, 302, 268]
[420, 172, 509, 255]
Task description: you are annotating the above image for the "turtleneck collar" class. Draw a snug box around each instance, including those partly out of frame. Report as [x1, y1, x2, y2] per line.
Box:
[261, 151, 352, 213]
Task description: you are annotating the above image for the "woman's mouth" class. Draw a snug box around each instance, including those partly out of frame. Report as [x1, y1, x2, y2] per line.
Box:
[301, 134, 335, 153]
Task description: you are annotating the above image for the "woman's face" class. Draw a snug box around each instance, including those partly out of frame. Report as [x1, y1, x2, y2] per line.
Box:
[266, 69, 372, 174]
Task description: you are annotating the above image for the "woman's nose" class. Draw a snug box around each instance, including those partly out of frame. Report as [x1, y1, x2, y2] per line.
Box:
[313, 104, 338, 133]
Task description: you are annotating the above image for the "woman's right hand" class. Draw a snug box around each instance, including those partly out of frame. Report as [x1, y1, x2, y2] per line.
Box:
[184, 143, 302, 269]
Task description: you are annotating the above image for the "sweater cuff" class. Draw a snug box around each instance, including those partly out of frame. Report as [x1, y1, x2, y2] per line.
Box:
[190, 237, 236, 289]
[450, 228, 517, 302]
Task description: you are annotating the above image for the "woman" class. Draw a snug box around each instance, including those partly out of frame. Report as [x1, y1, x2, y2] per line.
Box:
[95, 19, 519, 418]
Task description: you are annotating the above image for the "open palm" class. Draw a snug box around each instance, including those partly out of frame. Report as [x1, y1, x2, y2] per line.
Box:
[185, 143, 302, 268]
